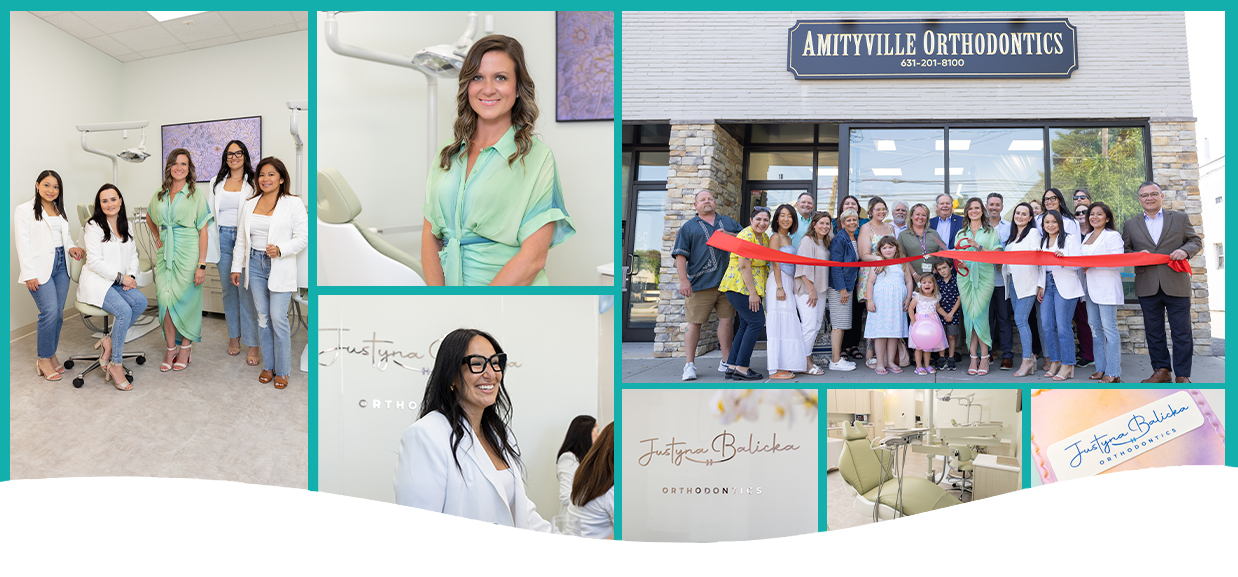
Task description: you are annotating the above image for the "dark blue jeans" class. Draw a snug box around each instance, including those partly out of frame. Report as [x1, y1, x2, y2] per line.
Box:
[724, 291, 765, 368]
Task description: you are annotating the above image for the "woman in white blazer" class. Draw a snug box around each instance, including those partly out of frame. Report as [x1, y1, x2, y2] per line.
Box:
[568, 422, 614, 539]
[554, 415, 597, 514]
[1036, 209, 1084, 380]
[1035, 188, 1081, 239]
[229, 157, 308, 389]
[1080, 202, 1126, 383]
[14, 170, 85, 381]
[77, 184, 146, 389]
[206, 140, 259, 365]
[1002, 202, 1043, 377]
[394, 328, 553, 532]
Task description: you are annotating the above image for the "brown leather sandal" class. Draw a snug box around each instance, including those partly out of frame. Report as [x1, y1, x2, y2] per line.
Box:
[258, 370, 273, 384]
[273, 375, 288, 389]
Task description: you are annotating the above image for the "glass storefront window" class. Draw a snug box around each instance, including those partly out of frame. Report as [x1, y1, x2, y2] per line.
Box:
[747, 151, 813, 181]
[750, 189, 810, 213]
[628, 189, 668, 329]
[621, 151, 633, 223]
[636, 151, 669, 181]
[818, 124, 840, 143]
[622, 125, 634, 144]
[816, 151, 840, 213]
[949, 128, 1046, 220]
[638, 124, 670, 144]
[749, 123, 815, 144]
[1050, 126, 1148, 301]
[848, 128, 945, 215]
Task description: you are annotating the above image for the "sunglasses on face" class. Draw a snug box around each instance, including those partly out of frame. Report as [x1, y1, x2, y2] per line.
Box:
[462, 353, 507, 374]
[1076, 211, 1088, 216]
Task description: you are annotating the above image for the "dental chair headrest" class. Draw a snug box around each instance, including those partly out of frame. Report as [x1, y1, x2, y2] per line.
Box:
[843, 421, 869, 441]
[317, 168, 364, 224]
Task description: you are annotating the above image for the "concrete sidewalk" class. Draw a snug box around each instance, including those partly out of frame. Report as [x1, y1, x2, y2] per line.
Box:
[621, 342, 1225, 384]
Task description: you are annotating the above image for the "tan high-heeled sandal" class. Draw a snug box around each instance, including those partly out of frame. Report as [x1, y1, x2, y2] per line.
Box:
[172, 343, 192, 371]
[160, 346, 178, 372]
[36, 359, 63, 381]
[1052, 365, 1075, 381]
[1014, 356, 1036, 377]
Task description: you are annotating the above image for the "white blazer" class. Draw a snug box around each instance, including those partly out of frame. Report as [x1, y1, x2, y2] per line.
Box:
[1035, 212, 1081, 240]
[394, 411, 553, 532]
[1037, 232, 1085, 300]
[231, 194, 308, 292]
[1080, 228, 1125, 305]
[555, 452, 580, 514]
[205, 176, 255, 264]
[568, 486, 614, 539]
[1002, 226, 1042, 301]
[76, 220, 140, 308]
[14, 198, 78, 285]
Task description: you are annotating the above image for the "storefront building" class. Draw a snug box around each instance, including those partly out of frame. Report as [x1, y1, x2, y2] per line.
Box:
[621, 11, 1210, 359]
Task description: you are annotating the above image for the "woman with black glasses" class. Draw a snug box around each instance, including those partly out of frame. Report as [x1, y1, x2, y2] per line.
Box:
[394, 328, 553, 531]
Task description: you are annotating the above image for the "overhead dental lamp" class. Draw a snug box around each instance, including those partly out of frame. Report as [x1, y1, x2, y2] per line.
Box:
[77, 121, 151, 184]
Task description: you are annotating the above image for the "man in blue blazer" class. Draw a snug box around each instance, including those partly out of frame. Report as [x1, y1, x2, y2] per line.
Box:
[928, 193, 965, 249]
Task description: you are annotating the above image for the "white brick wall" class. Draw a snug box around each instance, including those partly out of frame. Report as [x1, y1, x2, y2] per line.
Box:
[623, 11, 1193, 122]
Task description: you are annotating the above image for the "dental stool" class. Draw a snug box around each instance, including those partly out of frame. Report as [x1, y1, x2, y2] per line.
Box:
[63, 251, 153, 388]
[838, 421, 961, 520]
[317, 167, 425, 286]
[946, 444, 976, 499]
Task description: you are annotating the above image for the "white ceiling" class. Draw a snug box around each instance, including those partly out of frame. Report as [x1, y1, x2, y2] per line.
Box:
[28, 11, 309, 62]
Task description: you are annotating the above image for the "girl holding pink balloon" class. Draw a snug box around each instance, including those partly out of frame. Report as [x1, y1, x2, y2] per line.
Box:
[908, 274, 948, 375]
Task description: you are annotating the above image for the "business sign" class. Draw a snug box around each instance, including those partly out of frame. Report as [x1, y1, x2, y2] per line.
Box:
[788, 18, 1078, 79]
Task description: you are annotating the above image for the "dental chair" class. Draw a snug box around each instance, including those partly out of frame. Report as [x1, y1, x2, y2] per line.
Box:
[317, 167, 425, 286]
[62, 247, 153, 388]
[838, 421, 961, 521]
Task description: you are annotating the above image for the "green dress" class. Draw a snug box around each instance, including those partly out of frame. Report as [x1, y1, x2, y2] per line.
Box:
[423, 126, 576, 286]
[149, 184, 213, 342]
[954, 225, 1002, 347]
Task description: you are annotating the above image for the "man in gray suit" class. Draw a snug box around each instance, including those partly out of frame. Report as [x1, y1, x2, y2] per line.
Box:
[1122, 181, 1203, 383]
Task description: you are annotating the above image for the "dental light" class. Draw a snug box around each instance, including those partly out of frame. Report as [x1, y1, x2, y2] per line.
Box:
[77, 121, 151, 183]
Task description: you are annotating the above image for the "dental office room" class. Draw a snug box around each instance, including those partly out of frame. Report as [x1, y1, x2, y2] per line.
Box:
[316, 11, 615, 287]
[826, 389, 1022, 530]
[9, 11, 310, 486]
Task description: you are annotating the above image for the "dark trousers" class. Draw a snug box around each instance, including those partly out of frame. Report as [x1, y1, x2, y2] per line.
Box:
[1139, 289, 1193, 377]
[842, 300, 865, 351]
[1073, 300, 1094, 362]
[725, 291, 766, 369]
[989, 286, 1014, 359]
[1029, 301, 1043, 356]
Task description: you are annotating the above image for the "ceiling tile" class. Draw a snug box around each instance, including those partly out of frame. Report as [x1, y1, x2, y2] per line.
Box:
[291, 11, 308, 23]
[28, 11, 61, 17]
[73, 11, 157, 34]
[185, 35, 241, 50]
[162, 12, 232, 43]
[81, 33, 134, 57]
[218, 11, 294, 34]
[113, 53, 143, 63]
[237, 22, 298, 41]
[139, 45, 190, 59]
[43, 12, 105, 39]
[111, 24, 181, 52]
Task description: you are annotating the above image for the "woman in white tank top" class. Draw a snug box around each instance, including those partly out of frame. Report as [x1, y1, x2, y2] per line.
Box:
[208, 140, 260, 365]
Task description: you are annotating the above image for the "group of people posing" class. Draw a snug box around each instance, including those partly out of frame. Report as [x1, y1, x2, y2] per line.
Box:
[15, 141, 308, 390]
[673, 182, 1200, 383]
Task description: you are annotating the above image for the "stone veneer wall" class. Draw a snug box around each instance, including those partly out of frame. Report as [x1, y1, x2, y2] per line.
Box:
[652, 124, 743, 358]
[652, 120, 1212, 361]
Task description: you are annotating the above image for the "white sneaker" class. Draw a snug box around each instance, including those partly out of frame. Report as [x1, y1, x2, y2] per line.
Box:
[718, 361, 730, 373]
[682, 362, 698, 380]
[829, 360, 857, 371]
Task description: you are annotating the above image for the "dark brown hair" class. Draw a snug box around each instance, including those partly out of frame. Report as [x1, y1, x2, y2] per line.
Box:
[570, 421, 614, 507]
[252, 157, 294, 207]
[438, 35, 538, 171]
[32, 170, 65, 222]
[88, 184, 132, 243]
[158, 148, 197, 200]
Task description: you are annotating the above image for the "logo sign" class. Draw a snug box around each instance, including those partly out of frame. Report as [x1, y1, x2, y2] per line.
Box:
[788, 18, 1078, 79]
[1047, 391, 1205, 482]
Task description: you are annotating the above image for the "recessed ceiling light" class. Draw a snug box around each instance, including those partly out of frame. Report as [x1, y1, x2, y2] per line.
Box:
[872, 168, 902, 176]
[1009, 140, 1044, 151]
[934, 167, 965, 175]
[935, 140, 971, 151]
[819, 167, 839, 176]
[876, 140, 896, 151]
[148, 11, 206, 23]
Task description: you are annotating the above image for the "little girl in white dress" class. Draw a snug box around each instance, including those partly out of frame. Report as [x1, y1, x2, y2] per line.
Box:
[908, 273, 948, 375]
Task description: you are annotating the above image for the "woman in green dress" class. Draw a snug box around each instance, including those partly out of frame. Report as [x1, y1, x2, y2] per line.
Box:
[420, 35, 575, 286]
[146, 148, 212, 372]
[954, 196, 1001, 376]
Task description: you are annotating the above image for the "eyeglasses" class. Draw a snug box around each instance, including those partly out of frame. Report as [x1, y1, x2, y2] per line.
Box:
[225, 151, 245, 159]
[1074, 195, 1089, 200]
[462, 353, 507, 374]
[1138, 193, 1161, 200]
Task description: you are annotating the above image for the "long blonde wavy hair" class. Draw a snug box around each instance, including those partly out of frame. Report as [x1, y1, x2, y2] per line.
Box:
[157, 148, 197, 200]
[437, 35, 538, 171]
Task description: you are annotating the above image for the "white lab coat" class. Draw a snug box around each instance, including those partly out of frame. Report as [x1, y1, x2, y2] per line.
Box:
[394, 411, 553, 532]
[556, 452, 580, 514]
[76, 220, 140, 308]
[231, 194, 308, 292]
[1080, 228, 1125, 305]
[14, 198, 78, 285]
[1037, 232, 1085, 300]
[1002, 227, 1042, 302]
[568, 486, 614, 539]
[205, 175, 254, 264]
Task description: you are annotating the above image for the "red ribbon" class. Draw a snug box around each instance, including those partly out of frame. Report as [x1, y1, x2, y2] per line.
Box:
[705, 231, 1192, 273]
[953, 237, 974, 277]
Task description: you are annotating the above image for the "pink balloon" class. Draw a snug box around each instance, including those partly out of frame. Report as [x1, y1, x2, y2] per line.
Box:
[910, 319, 944, 350]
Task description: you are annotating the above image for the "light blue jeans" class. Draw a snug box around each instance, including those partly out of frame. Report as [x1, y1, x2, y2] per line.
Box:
[248, 249, 293, 377]
[1038, 273, 1078, 366]
[217, 226, 258, 347]
[1008, 283, 1036, 360]
[101, 284, 148, 363]
[1086, 299, 1121, 378]
[30, 247, 70, 358]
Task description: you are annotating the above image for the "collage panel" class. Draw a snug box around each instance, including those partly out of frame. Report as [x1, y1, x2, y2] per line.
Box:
[826, 388, 1022, 530]
[315, 11, 615, 287]
[317, 294, 615, 537]
[9, 11, 309, 484]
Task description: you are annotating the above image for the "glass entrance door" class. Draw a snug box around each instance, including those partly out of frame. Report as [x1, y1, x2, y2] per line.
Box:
[623, 187, 667, 341]
[746, 186, 812, 224]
